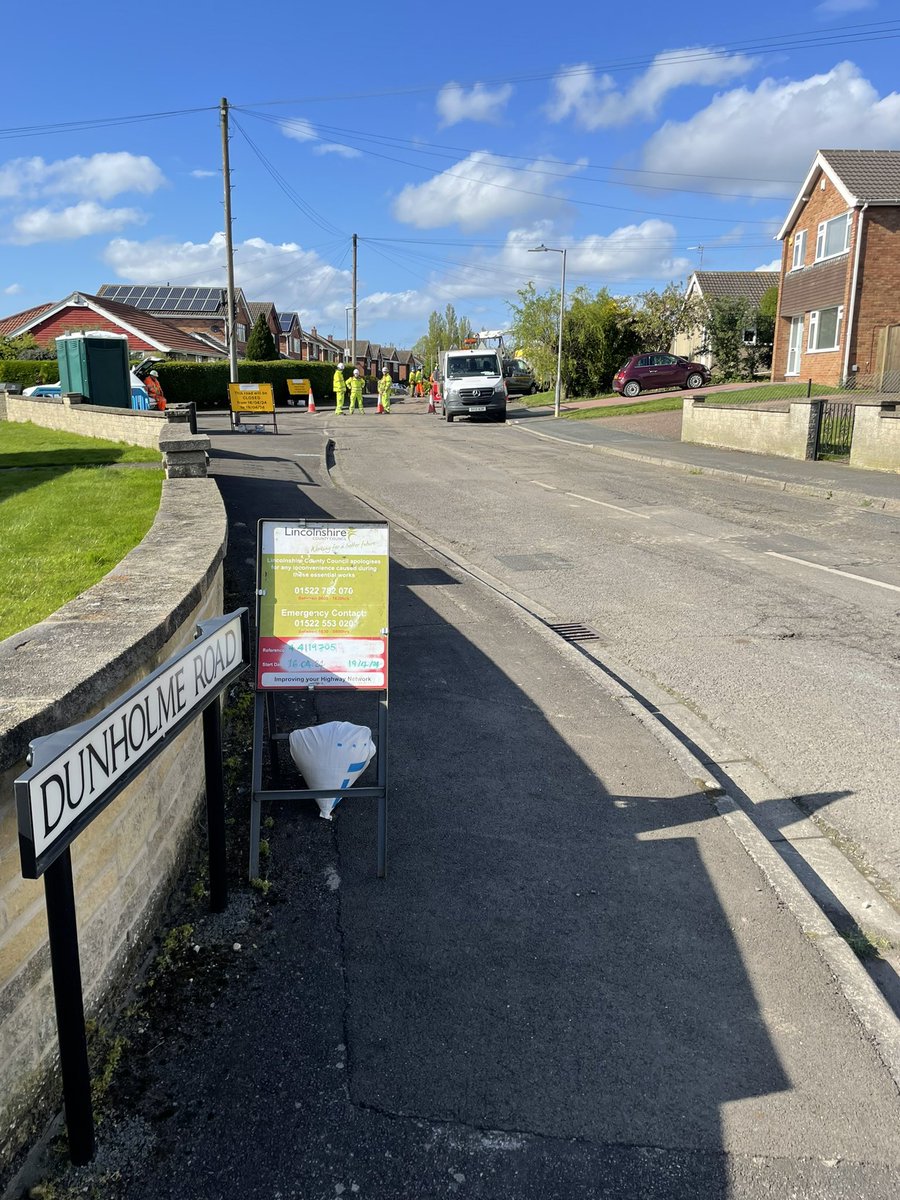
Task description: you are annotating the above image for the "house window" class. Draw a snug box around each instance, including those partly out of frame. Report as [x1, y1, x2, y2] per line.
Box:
[807, 305, 843, 352]
[791, 229, 807, 270]
[742, 328, 757, 345]
[815, 213, 850, 262]
[291, 337, 300, 353]
[236, 323, 247, 341]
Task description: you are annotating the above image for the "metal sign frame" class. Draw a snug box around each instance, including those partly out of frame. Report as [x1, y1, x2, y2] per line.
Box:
[249, 519, 389, 879]
[13, 610, 249, 1165]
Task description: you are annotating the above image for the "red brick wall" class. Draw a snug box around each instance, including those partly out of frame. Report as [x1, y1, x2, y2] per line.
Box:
[27, 308, 156, 352]
[847, 207, 900, 379]
[771, 169, 857, 386]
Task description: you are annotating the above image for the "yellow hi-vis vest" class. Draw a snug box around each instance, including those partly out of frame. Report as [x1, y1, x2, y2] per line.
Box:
[333, 369, 346, 393]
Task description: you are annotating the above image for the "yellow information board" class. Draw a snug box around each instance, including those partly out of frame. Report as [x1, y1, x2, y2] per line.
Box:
[286, 378, 311, 396]
[256, 520, 389, 690]
[229, 382, 275, 412]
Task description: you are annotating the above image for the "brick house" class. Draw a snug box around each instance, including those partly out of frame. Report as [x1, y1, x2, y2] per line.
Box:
[278, 311, 303, 359]
[771, 149, 900, 389]
[247, 300, 281, 348]
[0, 291, 221, 359]
[96, 284, 254, 358]
[672, 271, 779, 370]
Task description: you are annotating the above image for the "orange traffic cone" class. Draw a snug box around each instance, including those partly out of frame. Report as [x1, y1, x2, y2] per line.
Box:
[427, 392, 436, 414]
[376, 395, 384, 414]
[307, 391, 317, 414]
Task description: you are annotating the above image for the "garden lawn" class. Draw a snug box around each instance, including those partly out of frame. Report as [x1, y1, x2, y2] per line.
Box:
[0, 421, 161, 467]
[564, 381, 838, 421]
[0, 465, 164, 640]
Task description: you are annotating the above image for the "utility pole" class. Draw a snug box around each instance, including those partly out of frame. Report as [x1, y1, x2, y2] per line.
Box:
[220, 97, 238, 383]
[351, 233, 358, 373]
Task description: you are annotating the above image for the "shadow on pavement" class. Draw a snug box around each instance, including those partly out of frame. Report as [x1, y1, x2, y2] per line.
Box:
[110, 448, 893, 1200]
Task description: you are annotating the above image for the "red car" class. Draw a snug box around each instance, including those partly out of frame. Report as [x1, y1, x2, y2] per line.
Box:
[612, 353, 710, 398]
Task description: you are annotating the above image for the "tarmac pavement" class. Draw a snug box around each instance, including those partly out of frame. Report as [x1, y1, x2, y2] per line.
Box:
[12, 408, 900, 1200]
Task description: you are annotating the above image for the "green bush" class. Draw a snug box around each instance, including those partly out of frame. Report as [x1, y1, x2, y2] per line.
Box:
[0, 360, 61, 388]
[153, 361, 346, 409]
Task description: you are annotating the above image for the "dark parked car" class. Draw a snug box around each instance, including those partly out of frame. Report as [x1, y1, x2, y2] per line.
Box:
[612, 353, 710, 398]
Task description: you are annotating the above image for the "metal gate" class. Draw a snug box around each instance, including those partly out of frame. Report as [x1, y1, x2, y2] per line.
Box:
[816, 400, 855, 459]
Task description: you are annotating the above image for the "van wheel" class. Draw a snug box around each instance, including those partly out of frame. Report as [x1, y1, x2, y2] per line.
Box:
[445, 412, 453, 422]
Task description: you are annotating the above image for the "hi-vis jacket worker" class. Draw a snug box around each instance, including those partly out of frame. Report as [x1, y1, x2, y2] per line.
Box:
[378, 368, 392, 413]
[347, 368, 365, 413]
[145, 370, 166, 410]
[333, 362, 347, 413]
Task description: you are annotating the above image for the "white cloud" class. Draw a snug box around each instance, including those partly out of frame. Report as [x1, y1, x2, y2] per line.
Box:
[640, 61, 900, 197]
[103, 231, 352, 324]
[3, 282, 23, 295]
[436, 81, 513, 126]
[281, 118, 359, 158]
[10, 202, 146, 244]
[352, 219, 690, 327]
[755, 259, 781, 272]
[546, 50, 755, 129]
[0, 152, 165, 200]
[817, 0, 874, 13]
[313, 143, 361, 159]
[392, 152, 583, 230]
[191, 169, 217, 179]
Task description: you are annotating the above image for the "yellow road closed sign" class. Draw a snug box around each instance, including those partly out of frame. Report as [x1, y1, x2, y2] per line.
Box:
[229, 382, 274, 412]
[287, 378, 311, 396]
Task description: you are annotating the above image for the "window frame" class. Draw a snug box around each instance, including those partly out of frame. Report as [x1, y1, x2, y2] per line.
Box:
[807, 304, 844, 353]
[815, 212, 851, 263]
[791, 228, 807, 271]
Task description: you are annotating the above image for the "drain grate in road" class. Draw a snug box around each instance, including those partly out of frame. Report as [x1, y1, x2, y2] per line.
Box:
[547, 621, 603, 643]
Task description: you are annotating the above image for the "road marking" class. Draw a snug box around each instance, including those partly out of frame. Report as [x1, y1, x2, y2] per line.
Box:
[530, 480, 556, 490]
[765, 551, 900, 593]
[566, 492, 651, 519]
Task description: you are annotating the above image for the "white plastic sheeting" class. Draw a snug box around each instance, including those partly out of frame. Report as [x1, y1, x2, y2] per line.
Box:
[288, 721, 375, 820]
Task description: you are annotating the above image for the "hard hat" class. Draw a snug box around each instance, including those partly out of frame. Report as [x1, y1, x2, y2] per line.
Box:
[338, 361, 344, 369]
[353, 368, 360, 376]
[383, 367, 389, 373]
[149, 370, 159, 377]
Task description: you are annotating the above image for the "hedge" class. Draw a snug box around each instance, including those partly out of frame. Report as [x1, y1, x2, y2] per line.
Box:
[154, 361, 354, 409]
[0, 360, 62, 388]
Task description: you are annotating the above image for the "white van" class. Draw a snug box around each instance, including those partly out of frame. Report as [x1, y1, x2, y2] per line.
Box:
[438, 347, 507, 423]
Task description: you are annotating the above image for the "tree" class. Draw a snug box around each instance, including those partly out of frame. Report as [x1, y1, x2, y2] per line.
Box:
[414, 306, 476, 372]
[0, 333, 55, 361]
[507, 282, 560, 389]
[704, 297, 757, 380]
[562, 287, 642, 397]
[632, 282, 702, 353]
[245, 313, 279, 361]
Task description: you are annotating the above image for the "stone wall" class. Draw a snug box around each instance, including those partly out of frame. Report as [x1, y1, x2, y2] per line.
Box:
[849, 405, 900, 472]
[681, 396, 819, 460]
[0, 478, 228, 1167]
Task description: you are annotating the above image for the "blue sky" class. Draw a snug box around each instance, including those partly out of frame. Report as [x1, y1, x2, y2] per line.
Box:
[2, 0, 899, 347]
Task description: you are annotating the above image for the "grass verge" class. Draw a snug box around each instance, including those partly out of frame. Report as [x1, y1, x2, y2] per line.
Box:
[0, 421, 161, 468]
[563, 382, 840, 422]
[0, 466, 164, 639]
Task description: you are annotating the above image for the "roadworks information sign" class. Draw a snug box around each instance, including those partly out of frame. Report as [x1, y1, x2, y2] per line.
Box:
[256, 520, 388, 690]
[286, 378, 311, 396]
[229, 382, 274, 412]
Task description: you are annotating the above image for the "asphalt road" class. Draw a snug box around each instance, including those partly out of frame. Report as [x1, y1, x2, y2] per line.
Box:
[328, 404, 900, 907]
[14, 409, 900, 1200]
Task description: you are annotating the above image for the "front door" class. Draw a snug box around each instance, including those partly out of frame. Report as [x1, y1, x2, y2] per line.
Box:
[786, 316, 803, 376]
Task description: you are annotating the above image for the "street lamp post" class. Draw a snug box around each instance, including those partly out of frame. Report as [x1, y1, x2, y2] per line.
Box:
[528, 244, 567, 419]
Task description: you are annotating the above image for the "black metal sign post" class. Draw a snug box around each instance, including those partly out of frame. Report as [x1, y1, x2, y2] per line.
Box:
[14, 609, 249, 1164]
[249, 519, 389, 880]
